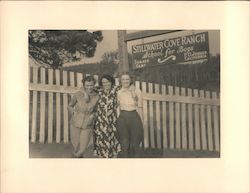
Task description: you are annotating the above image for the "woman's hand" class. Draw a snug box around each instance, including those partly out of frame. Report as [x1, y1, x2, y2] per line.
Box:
[129, 84, 136, 92]
[84, 92, 90, 103]
[80, 87, 90, 103]
[83, 114, 95, 128]
[137, 107, 143, 122]
[129, 84, 138, 102]
[67, 106, 74, 115]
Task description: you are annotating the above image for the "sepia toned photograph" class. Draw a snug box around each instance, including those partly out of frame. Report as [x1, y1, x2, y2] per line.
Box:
[29, 30, 220, 158]
[2, 1, 250, 193]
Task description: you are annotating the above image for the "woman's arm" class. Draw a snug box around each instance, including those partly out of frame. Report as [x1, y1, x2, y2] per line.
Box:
[116, 91, 120, 117]
[113, 85, 122, 94]
[68, 94, 77, 114]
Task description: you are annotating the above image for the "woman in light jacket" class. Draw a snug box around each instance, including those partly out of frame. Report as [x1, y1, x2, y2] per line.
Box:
[68, 75, 99, 158]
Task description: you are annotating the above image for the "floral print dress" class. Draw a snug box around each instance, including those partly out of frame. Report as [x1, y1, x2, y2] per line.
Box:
[93, 87, 121, 158]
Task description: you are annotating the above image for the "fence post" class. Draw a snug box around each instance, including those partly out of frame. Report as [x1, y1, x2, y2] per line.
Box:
[117, 30, 129, 74]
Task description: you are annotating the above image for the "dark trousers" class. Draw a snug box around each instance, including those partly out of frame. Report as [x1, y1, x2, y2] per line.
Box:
[116, 110, 143, 158]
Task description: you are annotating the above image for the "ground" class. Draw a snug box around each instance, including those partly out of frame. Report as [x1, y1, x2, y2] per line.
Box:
[29, 142, 220, 158]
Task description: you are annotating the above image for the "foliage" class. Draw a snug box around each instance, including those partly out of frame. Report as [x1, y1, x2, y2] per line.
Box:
[99, 51, 119, 76]
[98, 50, 135, 77]
[29, 30, 103, 68]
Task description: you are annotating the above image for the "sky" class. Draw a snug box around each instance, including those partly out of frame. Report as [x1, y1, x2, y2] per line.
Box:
[63, 30, 220, 66]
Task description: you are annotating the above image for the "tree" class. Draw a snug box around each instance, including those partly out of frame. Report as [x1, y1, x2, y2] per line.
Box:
[99, 51, 119, 76]
[29, 30, 103, 68]
[98, 50, 136, 77]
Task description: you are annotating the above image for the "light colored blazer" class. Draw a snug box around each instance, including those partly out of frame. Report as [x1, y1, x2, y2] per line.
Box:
[69, 90, 99, 129]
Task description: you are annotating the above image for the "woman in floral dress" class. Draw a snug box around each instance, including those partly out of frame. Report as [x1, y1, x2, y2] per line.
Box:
[93, 74, 121, 158]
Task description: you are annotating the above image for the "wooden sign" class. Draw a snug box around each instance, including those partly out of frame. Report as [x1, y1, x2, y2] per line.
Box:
[132, 32, 209, 69]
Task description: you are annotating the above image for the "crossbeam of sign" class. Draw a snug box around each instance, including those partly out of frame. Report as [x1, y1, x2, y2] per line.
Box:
[131, 32, 209, 69]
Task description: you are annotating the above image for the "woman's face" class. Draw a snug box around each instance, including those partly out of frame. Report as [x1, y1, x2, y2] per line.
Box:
[84, 81, 95, 94]
[121, 74, 131, 88]
[102, 78, 112, 92]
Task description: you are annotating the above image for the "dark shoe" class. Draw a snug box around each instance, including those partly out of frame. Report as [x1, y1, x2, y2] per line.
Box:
[75, 152, 84, 158]
[72, 151, 78, 158]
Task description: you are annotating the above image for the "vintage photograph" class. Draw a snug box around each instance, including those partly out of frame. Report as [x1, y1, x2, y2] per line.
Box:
[3, 1, 249, 192]
[29, 30, 220, 158]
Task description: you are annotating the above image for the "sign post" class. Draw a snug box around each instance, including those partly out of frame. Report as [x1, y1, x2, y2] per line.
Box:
[117, 30, 129, 74]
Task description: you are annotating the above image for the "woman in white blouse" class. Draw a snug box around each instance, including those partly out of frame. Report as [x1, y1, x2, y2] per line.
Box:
[116, 72, 143, 158]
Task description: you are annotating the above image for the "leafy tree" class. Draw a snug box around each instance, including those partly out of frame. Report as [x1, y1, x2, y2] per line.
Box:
[99, 50, 119, 76]
[98, 50, 135, 77]
[29, 30, 103, 68]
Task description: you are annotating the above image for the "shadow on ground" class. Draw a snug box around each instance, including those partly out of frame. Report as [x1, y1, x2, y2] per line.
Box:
[29, 142, 220, 158]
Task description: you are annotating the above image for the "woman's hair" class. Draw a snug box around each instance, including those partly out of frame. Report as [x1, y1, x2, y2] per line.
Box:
[99, 74, 115, 87]
[82, 74, 95, 85]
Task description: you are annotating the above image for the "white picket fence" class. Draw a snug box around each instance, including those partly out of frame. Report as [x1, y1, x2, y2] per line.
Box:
[29, 66, 220, 151]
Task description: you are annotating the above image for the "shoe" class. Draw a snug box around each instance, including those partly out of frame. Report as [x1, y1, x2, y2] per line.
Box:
[72, 151, 78, 158]
[75, 152, 84, 158]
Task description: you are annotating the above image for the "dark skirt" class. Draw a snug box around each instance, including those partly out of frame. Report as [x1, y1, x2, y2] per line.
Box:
[116, 110, 143, 157]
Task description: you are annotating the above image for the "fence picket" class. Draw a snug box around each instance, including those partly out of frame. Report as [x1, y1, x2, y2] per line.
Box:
[187, 89, 194, 150]
[55, 70, 61, 143]
[194, 89, 201, 150]
[63, 71, 69, 143]
[70, 72, 75, 87]
[68, 72, 75, 144]
[148, 83, 155, 148]
[168, 86, 174, 149]
[161, 85, 167, 149]
[135, 81, 140, 91]
[212, 92, 220, 151]
[181, 88, 187, 149]
[200, 90, 207, 150]
[77, 73, 83, 87]
[142, 82, 149, 148]
[39, 68, 46, 143]
[175, 87, 181, 149]
[31, 67, 38, 143]
[155, 84, 161, 149]
[206, 91, 213, 150]
[48, 69, 54, 143]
